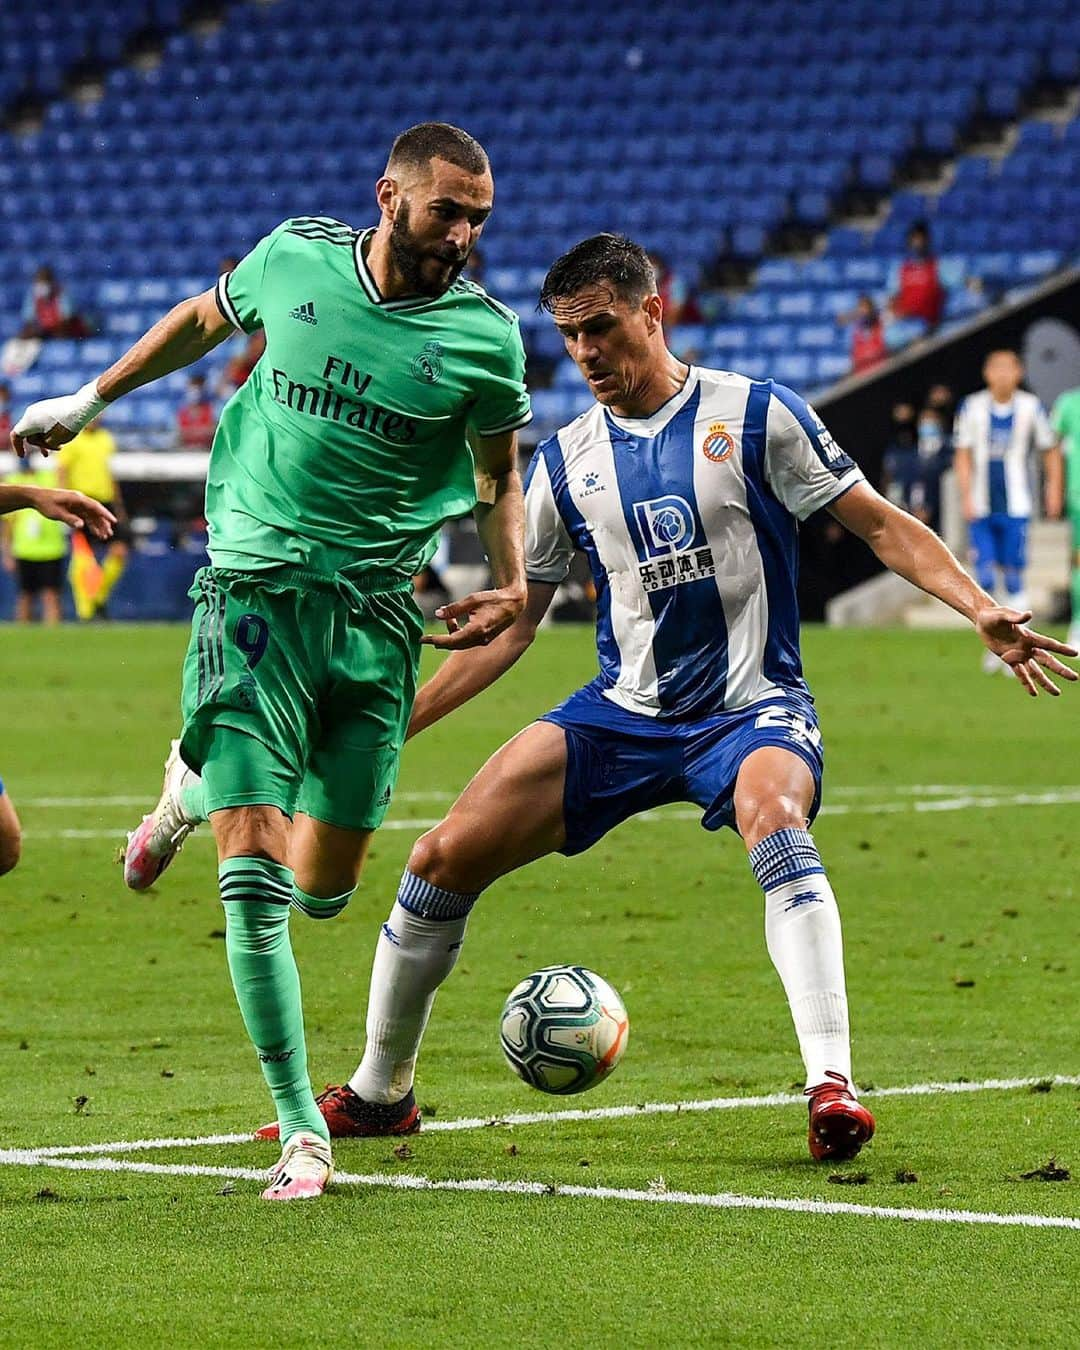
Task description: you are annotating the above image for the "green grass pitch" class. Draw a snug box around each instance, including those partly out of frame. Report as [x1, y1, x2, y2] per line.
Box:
[1, 623, 1078, 1347]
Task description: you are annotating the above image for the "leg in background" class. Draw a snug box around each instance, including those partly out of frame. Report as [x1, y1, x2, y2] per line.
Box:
[0, 786, 21, 876]
[288, 813, 373, 919]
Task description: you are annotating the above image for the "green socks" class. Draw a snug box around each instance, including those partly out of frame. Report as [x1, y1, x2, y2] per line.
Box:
[219, 857, 329, 1144]
[291, 884, 355, 920]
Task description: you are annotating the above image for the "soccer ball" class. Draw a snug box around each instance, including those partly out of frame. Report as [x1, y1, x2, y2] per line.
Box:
[499, 964, 629, 1095]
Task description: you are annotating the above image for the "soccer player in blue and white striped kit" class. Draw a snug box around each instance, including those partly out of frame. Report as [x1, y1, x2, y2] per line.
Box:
[281, 237, 1076, 1162]
[953, 350, 1060, 674]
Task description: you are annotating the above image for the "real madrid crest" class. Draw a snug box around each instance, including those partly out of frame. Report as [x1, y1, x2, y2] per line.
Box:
[411, 340, 444, 384]
[702, 421, 735, 463]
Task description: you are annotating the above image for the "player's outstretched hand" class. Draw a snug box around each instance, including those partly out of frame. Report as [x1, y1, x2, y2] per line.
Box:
[422, 586, 525, 650]
[975, 605, 1079, 697]
[30, 487, 116, 539]
[10, 382, 105, 458]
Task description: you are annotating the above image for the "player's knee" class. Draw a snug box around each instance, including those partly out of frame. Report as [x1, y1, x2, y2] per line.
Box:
[210, 805, 289, 865]
[736, 793, 808, 850]
[408, 819, 480, 891]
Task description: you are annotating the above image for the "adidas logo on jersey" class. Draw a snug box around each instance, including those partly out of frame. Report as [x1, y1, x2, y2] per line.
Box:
[289, 301, 318, 325]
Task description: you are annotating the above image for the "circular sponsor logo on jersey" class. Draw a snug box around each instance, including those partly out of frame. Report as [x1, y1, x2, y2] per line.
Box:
[411, 341, 444, 384]
[702, 421, 735, 462]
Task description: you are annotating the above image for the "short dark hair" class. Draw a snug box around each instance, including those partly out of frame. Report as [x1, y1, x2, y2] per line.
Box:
[387, 122, 489, 176]
[539, 234, 657, 313]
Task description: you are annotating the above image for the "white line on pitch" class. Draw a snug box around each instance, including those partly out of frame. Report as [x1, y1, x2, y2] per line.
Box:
[21, 788, 1069, 804]
[20, 791, 457, 808]
[0, 1151, 1074, 1230]
[22, 1075, 1080, 1159]
[21, 787, 1080, 841]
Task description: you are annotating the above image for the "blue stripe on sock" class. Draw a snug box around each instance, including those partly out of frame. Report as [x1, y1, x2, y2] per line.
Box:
[748, 827, 825, 892]
[397, 869, 480, 920]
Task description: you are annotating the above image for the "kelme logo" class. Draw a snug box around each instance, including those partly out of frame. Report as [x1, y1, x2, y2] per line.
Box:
[411, 340, 444, 384]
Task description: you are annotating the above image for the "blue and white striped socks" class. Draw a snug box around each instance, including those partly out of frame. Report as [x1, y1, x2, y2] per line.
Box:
[349, 869, 481, 1105]
[748, 828, 852, 1090]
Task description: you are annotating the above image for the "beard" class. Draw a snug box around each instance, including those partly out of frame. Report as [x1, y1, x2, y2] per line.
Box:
[389, 202, 469, 297]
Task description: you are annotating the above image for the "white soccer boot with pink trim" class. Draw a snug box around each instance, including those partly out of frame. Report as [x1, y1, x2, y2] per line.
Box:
[261, 1132, 333, 1201]
[122, 739, 198, 890]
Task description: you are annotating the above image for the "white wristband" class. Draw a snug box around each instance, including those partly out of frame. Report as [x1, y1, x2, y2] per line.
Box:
[68, 379, 108, 432]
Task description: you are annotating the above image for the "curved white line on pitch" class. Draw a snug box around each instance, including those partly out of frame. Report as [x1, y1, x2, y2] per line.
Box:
[21, 787, 1080, 840]
[0, 1151, 1075, 1230]
[19, 1074, 1080, 1158]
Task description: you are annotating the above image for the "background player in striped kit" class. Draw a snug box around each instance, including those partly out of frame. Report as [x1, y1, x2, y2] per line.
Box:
[279, 236, 1076, 1163]
[952, 350, 1060, 674]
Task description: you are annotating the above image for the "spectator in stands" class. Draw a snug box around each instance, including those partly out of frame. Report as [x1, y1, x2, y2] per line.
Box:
[1, 450, 67, 624]
[175, 374, 217, 450]
[57, 417, 130, 620]
[888, 222, 945, 330]
[915, 407, 949, 528]
[889, 401, 918, 454]
[647, 250, 701, 327]
[0, 383, 11, 444]
[218, 330, 265, 397]
[883, 410, 938, 528]
[19, 265, 89, 340]
[841, 294, 887, 374]
[925, 382, 956, 433]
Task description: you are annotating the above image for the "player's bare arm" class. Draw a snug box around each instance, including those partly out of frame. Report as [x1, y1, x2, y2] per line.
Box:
[409, 581, 557, 737]
[423, 429, 527, 651]
[829, 480, 1078, 695]
[0, 483, 116, 539]
[10, 288, 234, 458]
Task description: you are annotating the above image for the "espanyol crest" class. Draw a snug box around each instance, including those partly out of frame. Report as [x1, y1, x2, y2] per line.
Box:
[632, 494, 696, 557]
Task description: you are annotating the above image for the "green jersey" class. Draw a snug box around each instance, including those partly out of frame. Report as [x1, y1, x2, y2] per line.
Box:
[209, 217, 531, 578]
[1051, 387, 1080, 518]
[4, 468, 67, 561]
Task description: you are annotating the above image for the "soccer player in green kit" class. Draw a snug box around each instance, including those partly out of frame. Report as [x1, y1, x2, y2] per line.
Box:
[1051, 384, 1080, 649]
[10, 123, 531, 1200]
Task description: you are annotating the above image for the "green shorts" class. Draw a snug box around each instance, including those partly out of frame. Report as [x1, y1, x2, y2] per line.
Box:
[179, 566, 423, 831]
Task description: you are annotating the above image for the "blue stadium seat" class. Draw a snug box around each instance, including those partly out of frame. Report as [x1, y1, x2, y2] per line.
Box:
[0, 0, 1072, 425]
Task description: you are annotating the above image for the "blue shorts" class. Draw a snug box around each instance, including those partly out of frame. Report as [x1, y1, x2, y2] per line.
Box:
[969, 514, 1028, 573]
[540, 682, 825, 857]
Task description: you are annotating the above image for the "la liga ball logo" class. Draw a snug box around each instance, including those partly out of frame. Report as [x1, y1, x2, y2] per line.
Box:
[702, 421, 735, 462]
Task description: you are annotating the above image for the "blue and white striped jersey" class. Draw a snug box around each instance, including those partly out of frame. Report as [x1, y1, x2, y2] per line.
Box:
[524, 367, 863, 720]
[952, 389, 1055, 518]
